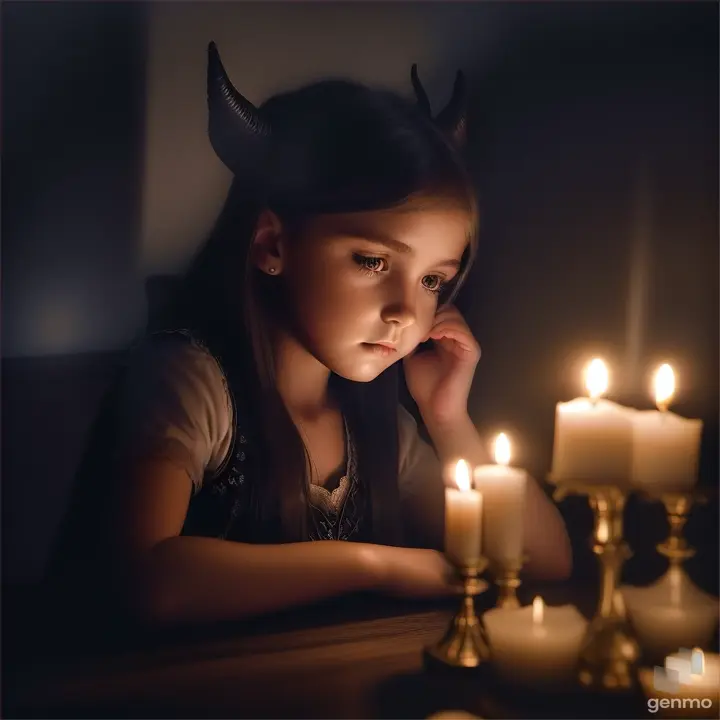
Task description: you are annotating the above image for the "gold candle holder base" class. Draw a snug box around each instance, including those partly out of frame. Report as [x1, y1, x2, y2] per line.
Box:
[491, 556, 527, 610]
[426, 558, 491, 668]
[552, 481, 640, 692]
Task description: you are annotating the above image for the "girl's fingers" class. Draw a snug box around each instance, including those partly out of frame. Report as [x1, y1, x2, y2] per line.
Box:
[426, 325, 479, 355]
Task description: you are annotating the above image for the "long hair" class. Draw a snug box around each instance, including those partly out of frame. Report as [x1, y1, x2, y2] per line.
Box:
[155, 68, 479, 546]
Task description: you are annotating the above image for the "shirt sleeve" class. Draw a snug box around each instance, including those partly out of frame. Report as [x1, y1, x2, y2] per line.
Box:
[397, 405, 445, 550]
[113, 335, 234, 492]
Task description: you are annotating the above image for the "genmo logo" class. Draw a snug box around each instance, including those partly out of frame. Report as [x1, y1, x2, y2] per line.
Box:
[648, 648, 718, 715]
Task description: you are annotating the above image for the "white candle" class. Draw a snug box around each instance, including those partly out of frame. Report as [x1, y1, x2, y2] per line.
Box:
[444, 460, 483, 567]
[631, 606, 719, 665]
[484, 596, 588, 689]
[473, 433, 527, 566]
[623, 567, 719, 663]
[551, 358, 634, 486]
[631, 364, 703, 494]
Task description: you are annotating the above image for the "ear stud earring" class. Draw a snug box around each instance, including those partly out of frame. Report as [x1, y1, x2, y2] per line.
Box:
[268, 267, 277, 274]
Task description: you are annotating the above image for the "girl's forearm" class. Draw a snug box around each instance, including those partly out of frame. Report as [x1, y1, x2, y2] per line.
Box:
[129, 536, 383, 625]
[424, 413, 572, 581]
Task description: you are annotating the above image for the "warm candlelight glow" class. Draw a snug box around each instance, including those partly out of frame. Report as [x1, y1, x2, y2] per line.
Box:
[454, 459, 471, 492]
[654, 363, 675, 411]
[532, 596, 544, 624]
[494, 433, 511, 466]
[585, 358, 609, 400]
[670, 567, 681, 606]
[597, 521, 609, 544]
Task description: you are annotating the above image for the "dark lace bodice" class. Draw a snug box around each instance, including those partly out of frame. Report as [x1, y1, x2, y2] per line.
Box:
[170, 330, 369, 544]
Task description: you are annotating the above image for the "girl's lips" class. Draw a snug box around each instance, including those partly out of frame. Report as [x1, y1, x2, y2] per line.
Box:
[363, 342, 398, 357]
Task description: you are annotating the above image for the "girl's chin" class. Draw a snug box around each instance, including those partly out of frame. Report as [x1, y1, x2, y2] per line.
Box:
[331, 357, 400, 383]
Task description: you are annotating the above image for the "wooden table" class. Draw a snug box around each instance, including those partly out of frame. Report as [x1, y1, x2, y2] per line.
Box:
[3, 582, 655, 719]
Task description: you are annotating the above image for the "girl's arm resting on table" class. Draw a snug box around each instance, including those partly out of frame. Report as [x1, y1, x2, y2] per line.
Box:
[112, 458, 457, 625]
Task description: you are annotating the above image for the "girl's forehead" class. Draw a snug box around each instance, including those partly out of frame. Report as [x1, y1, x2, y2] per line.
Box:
[304, 203, 472, 254]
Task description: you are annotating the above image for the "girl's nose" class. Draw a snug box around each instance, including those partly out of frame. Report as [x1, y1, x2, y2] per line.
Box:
[380, 285, 417, 329]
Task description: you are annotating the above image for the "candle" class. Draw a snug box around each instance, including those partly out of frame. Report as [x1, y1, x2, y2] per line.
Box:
[473, 433, 527, 566]
[551, 358, 634, 486]
[623, 567, 719, 664]
[484, 596, 588, 689]
[444, 460, 483, 567]
[631, 364, 703, 494]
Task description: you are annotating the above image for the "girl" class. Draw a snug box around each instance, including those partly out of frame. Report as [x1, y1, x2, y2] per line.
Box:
[48, 44, 571, 626]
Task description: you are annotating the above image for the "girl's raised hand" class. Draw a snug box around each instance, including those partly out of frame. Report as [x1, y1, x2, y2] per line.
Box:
[403, 304, 481, 427]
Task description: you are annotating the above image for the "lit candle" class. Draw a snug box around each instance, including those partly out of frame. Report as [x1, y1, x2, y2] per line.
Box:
[631, 364, 703, 494]
[484, 596, 588, 689]
[444, 460, 483, 567]
[551, 358, 634, 487]
[473, 433, 527, 566]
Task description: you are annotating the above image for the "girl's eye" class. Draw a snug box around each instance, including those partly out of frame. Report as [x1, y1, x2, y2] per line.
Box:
[422, 274, 446, 295]
[353, 254, 387, 274]
[353, 254, 447, 296]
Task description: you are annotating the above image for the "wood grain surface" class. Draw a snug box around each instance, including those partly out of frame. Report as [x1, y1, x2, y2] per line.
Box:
[2, 583, 656, 719]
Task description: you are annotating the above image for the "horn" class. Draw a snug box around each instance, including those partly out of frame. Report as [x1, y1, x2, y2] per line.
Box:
[207, 42, 270, 171]
[411, 65, 468, 147]
[435, 70, 467, 146]
[410, 64, 432, 117]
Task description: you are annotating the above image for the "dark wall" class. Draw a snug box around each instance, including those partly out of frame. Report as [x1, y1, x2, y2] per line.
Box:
[1, 0, 147, 582]
[2, 1, 147, 357]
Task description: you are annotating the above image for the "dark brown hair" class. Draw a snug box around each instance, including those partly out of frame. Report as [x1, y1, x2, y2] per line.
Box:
[164, 75, 479, 546]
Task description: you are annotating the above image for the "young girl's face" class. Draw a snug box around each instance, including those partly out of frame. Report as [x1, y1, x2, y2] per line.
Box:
[280, 200, 471, 382]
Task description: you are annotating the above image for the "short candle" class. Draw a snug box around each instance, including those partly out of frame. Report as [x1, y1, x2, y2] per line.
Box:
[551, 358, 634, 487]
[444, 459, 483, 567]
[624, 568, 719, 663]
[631, 364, 703, 494]
[484, 596, 588, 689]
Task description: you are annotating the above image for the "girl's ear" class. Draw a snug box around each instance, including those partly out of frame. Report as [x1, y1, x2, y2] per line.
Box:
[250, 209, 286, 276]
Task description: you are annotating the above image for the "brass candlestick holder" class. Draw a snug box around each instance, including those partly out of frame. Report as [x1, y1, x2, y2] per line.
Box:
[426, 557, 491, 668]
[624, 489, 718, 664]
[653, 490, 708, 566]
[490, 555, 527, 610]
[552, 481, 640, 691]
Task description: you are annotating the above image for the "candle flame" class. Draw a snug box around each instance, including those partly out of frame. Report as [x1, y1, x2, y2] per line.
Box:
[654, 363, 675, 411]
[454, 459, 471, 493]
[494, 433, 511, 466]
[585, 358, 609, 400]
[532, 596, 544, 624]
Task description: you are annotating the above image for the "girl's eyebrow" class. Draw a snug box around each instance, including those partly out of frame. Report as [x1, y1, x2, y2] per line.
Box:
[342, 230, 461, 270]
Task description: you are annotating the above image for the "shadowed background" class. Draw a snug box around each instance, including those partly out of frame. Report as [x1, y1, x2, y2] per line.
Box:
[2, 1, 717, 593]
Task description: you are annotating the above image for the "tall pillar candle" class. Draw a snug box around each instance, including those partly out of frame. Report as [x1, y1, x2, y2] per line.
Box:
[551, 358, 635, 486]
[473, 433, 527, 565]
[445, 459, 483, 567]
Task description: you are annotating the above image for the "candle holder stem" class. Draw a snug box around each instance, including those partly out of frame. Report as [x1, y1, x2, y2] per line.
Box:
[656, 492, 702, 563]
[491, 557, 525, 610]
[553, 482, 640, 691]
[426, 560, 491, 668]
[580, 488, 640, 691]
